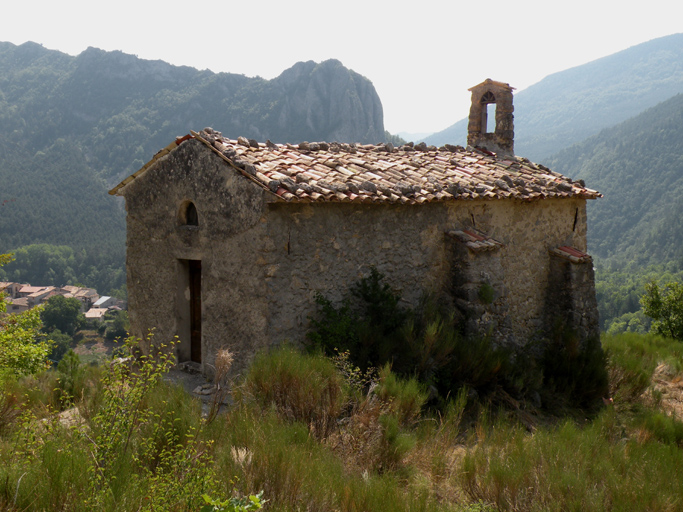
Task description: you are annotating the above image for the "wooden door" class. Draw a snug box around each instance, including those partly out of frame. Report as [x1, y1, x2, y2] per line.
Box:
[189, 260, 202, 363]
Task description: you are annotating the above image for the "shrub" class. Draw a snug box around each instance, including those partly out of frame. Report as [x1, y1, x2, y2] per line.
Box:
[375, 364, 428, 426]
[377, 412, 416, 472]
[48, 329, 73, 363]
[637, 410, 683, 446]
[400, 299, 461, 388]
[541, 332, 608, 409]
[437, 335, 511, 398]
[241, 346, 348, 438]
[308, 267, 410, 374]
[460, 407, 683, 511]
[309, 269, 608, 411]
[54, 349, 86, 408]
[307, 294, 358, 356]
[603, 333, 659, 403]
[0, 388, 21, 435]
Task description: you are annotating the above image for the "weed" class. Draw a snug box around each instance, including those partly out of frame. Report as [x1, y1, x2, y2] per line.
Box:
[206, 347, 234, 424]
[329, 348, 377, 396]
[200, 490, 266, 511]
[375, 364, 428, 427]
[478, 283, 495, 305]
[240, 345, 347, 438]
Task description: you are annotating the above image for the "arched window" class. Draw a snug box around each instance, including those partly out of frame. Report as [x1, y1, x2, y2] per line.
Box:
[179, 201, 199, 226]
[480, 91, 496, 134]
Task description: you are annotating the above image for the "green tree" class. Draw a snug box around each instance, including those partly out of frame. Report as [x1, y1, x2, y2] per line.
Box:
[40, 295, 84, 335]
[105, 310, 129, 340]
[0, 307, 52, 377]
[49, 328, 73, 363]
[0, 253, 52, 376]
[640, 281, 683, 340]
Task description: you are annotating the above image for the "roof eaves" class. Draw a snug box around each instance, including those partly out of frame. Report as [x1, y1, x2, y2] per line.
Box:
[550, 246, 593, 264]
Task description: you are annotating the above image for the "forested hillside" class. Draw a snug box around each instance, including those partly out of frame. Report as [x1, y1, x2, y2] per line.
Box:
[546, 93, 683, 267]
[0, 41, 386, 292]
[0, 42, 385, 184]
[424, 33, 683, 162]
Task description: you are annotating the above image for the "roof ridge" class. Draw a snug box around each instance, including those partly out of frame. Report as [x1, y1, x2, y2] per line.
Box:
[110, 128, 602, 204]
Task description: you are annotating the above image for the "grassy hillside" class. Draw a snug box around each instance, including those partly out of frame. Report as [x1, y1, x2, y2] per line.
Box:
[1, 333, 682, 511]
[424, 33, 683, 162]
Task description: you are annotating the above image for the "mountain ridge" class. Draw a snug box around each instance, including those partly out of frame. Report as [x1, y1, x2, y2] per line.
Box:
[423, 33, 683, 162]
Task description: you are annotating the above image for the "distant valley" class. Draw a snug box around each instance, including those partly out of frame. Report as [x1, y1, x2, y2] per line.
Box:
[546, 92, 683, 267]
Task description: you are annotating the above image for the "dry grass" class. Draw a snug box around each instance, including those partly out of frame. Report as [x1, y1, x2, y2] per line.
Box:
[4, 334, 683, 511]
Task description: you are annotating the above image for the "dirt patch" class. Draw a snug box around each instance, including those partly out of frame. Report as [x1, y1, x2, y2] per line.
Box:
[72, 330, 119, 365]
[651, 363, 683, 417]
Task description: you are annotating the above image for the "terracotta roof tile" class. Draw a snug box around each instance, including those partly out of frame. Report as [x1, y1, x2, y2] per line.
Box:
[447, 229, 504, 252]
[110, 129, 603, 202]
[550, 246, 593, 264]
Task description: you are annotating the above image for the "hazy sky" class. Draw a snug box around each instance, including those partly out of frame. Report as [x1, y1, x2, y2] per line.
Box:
[2, 0, 680, 135]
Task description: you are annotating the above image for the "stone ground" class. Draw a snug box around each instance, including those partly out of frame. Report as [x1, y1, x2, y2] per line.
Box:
[73, 333, 228, 415]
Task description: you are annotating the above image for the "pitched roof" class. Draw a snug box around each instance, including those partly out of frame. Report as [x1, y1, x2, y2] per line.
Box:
[468, 78, 515, 92]
[19, 285, 47, 294]
[85, 308, 108, 319]
[110, 129, 601, 204]
[93, 296, 112, 307]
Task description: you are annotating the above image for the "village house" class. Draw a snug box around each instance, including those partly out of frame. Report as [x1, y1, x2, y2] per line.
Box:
[0, 282, 22, 300]
[61, 285, 100, 311]
[110, 79, 601, 375]
[92, 296, 116, 309]
[84, 308, 108, 322]
[18, 285, 57, 307]
[0, 282, 106, 316]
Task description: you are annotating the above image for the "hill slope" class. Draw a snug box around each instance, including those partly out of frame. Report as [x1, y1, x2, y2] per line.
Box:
[424, 33, 683, 162]
[0, 42, 385, 260]
[545, 93, 683, 267]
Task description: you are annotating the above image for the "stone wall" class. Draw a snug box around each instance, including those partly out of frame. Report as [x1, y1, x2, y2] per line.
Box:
[122, 141, 596, 374]
[545, 253, 600, 343]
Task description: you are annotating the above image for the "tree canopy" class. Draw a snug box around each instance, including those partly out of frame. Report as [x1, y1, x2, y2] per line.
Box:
[0, 253, 52, 377]
[40, 295, 84, 336]
[640, 281, 683, 341]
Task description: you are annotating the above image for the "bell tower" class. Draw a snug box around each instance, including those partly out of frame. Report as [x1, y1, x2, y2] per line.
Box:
[467, 79, 515, 157]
